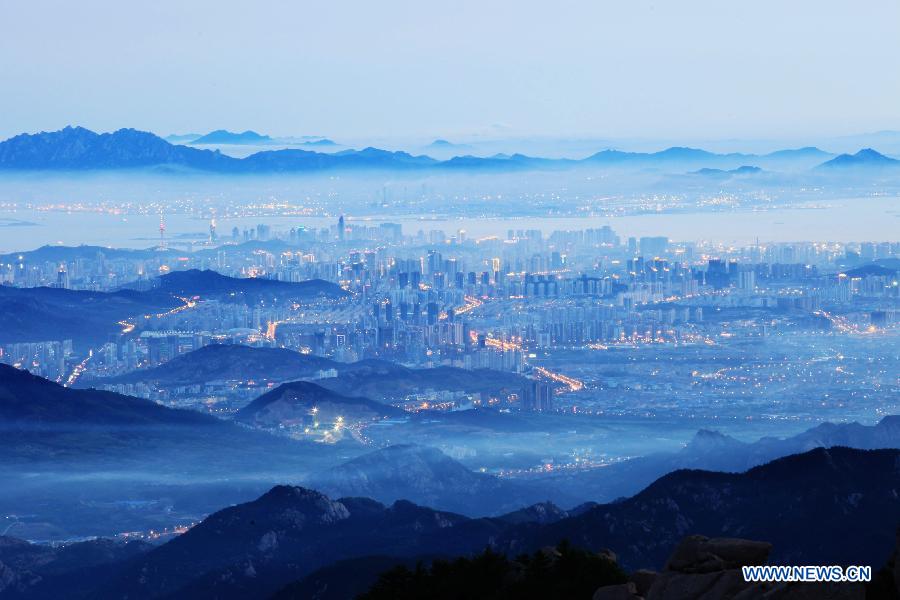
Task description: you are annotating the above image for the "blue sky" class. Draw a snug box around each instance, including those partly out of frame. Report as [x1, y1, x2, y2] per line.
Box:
[1, 0, 899, 142]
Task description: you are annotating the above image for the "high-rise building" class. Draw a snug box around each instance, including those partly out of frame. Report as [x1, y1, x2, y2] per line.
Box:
[738, 270, 756, 292]
[521, 380, 553, 412]
[56, 264, 69, 289]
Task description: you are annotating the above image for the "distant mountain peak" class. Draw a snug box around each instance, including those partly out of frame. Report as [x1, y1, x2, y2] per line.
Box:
[236, 380, 400, 427]
[692, 165, 763, 177]
[301, 138, 337, 146]
[682, 428, 744, 453]
[190, 129, 272, 145]
[497, 501, 569, 525]
[878, 415, 900, 428]
[817, 147, 900, 169]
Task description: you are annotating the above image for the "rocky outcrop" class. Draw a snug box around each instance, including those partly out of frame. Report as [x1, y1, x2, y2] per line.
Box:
[663, 535, 771, 574]
[593, 582, 641, 600]
[592, 534, 866, 600]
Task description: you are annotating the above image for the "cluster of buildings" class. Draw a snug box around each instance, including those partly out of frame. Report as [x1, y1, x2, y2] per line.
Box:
[2, 217, 897, 414]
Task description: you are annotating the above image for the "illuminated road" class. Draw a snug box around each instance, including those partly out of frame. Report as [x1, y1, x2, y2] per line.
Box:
[534, 365, 584, 392]
[64, 352, 93, 387]
[440, 295, 483, 320]
[147, 295, 198, 320]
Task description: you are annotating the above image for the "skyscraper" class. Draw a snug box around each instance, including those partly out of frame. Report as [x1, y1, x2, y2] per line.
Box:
[56, 264, 69, 289]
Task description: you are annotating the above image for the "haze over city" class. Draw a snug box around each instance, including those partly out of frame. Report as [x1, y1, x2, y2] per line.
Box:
[0, 2, 898, 599]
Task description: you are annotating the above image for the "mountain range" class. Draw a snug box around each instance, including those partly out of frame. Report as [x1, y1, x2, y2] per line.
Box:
[2, 127, 898, 174]
[295, 414, 900, 515]
[4, 362, 900, 595]
[3, 446, 896, 598]
[89, 344, 529, 402]
[166, 130, 339, 147]
[542, 414, 900, 502]
[18, 351, 900, 523]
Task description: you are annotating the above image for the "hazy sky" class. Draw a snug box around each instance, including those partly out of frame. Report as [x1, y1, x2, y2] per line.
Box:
[1, 0, 899, 143]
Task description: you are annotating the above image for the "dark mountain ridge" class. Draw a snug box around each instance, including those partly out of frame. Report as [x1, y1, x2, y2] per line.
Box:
[120, 268, 347, 300]
[520, 446, 900, 570]
[0, 536, 151, 598]
[541, 414, 900, 503]
[0, 363, 210, 427]
[32, 446, 900, 599]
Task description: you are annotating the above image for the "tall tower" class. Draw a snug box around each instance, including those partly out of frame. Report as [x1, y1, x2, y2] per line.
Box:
[338, 215, 345, 242]
[158, 214, 167, 250]
[209, 217, 217, 244]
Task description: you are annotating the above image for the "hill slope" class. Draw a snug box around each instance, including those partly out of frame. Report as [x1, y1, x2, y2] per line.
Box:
[235, 380, 403, 426]
[0, 284, 181, 346]
[122, 269, 347, 301]
[0, 363, 210, 427]
[308, 444, 568, 515]
[90, 345, 527, 401]
[0, 364, 339, 472]
[0, 366, 363, 540]
[97, 344, 337, 387]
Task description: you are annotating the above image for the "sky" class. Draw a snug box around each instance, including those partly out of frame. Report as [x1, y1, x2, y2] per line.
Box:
[1, 0, 899, 144]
